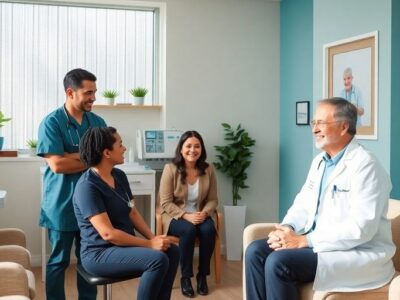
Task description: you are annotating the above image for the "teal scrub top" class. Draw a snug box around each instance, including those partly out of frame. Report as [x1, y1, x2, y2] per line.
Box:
[37, 106, 107, 231]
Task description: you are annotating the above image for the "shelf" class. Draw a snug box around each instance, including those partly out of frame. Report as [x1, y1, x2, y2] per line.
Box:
[93, 104, 162, 109]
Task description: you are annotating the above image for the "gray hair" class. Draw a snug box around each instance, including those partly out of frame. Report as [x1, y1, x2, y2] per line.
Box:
[343, 67, 353, 77]
[318, 97, 357, 136]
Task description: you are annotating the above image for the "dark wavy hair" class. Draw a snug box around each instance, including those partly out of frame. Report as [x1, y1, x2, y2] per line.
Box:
[79, 127, 117, 167]
[172, 130, 209, 184]
[63, 68, 96, 92]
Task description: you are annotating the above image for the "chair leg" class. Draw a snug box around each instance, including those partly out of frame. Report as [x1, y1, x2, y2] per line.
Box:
[104, 283, 112, 300]
[214, 238, 221, 284]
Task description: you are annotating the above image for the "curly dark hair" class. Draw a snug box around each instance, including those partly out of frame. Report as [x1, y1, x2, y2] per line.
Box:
[172, 130, 209, 184]
[79, 127, 117, 167]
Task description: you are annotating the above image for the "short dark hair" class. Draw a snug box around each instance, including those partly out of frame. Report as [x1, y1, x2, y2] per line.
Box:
[319, 97, 358, 136]
[172, 130, 209, 184]
[80, 127, 117, 167]
[63, 68, 97, 92]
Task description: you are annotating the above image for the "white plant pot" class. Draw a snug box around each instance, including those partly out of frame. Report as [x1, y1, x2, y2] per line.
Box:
[133, 96, 144, 105]
[224, 205, 246, 261]
[105, 98, 115, 105]
[29, 148, 37, 156]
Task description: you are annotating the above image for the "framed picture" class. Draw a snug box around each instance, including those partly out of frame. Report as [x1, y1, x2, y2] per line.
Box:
[323, 31, 378, 139]
[296, 101, 310, 125]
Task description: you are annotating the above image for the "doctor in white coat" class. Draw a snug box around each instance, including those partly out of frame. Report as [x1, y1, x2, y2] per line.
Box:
[245, 97, 395, 300]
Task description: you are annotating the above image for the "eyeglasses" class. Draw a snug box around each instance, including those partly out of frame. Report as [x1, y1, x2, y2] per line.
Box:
[311, 120, 341, 128]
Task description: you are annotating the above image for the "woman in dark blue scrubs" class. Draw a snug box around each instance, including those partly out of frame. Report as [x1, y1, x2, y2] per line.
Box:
[73, 127, 179, 300]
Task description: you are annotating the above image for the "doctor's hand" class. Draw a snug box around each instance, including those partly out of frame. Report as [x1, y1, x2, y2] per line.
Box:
[267, 224, 308, 250]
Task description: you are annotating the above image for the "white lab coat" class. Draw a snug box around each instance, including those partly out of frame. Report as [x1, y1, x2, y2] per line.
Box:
[282, 139, 395, 291]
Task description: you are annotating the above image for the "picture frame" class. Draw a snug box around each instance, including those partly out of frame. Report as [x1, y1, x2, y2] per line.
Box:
[323, 31, 378, 139]
[296, 101, 310, 125]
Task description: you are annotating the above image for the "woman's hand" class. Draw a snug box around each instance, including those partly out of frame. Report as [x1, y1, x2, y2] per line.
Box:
[182, 212, 207, 225]
[149, 235, 171, 251]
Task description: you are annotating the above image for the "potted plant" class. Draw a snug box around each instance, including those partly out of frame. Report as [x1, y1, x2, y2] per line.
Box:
[0, 111, 12, 150]
[102, 90, 119, 106]
[129, 87, 148, 105]
[214, 122, 256, 260]
[26, 138, 38, 156]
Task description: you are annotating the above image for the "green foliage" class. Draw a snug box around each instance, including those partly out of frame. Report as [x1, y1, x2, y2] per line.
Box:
[102, 90, 119, 98]
[0, 111, 12, 128]
[213, 123, 256, 206]
[129, 87, 148, 97]
[26, 138, 38, 148]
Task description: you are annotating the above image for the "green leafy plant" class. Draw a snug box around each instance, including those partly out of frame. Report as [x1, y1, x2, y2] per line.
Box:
[214, 123, 256, 206]
[0, 111, 12, 128]
[129, 87, 148, 97]
[26, 138, 38, 148]
[102, 90, 119, 98]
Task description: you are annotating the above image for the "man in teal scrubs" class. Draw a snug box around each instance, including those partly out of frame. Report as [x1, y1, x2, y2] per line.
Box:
[37, 68, 107, 300]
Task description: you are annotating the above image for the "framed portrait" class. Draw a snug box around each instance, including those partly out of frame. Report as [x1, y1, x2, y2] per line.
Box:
[296, 101, 310, 125]
[323, 31, 378, 139]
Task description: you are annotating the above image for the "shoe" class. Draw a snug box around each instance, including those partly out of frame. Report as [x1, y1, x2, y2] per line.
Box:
[180, 277, 195, 298]
[196, 273, 208, 296]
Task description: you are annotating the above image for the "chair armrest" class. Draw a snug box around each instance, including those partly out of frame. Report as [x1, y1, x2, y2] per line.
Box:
[389, 273, 400, 300]
[216, 211, 223, 237]
[0, 246, 31, 270]
[155, 210, 163, 236]
[243, 223, 275, 252]
[0, 262, 30, 297]
[0, 229, 26, 248]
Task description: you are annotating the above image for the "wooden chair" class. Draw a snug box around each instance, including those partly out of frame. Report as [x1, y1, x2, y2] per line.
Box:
[155, 209, 223, 284]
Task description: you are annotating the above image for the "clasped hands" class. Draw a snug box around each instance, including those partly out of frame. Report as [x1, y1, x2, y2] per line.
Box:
[150, 235, 171, 252]
[267, 224, 308, 250]
[182, 211, 208, 225]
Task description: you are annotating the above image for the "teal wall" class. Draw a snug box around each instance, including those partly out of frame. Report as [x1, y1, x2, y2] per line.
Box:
[313, 0, 392, 169]
[279, 0, 313, 219]
[391, 0, 400, 198]
[280, 0, 399, 219]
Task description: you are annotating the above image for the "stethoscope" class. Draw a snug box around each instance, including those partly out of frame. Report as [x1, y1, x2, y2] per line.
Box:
[90, 168, 135, 208]
[63, 104, 91, 147]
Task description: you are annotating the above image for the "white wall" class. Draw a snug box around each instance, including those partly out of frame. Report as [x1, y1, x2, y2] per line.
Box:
[0, 0, 280, 262]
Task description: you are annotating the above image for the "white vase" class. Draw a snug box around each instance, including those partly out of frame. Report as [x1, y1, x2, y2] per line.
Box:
[29, 148, 37, 156]
[106, 98, 115, 105]
[133, 96, 144, 105]
[223, 205, 247, 261]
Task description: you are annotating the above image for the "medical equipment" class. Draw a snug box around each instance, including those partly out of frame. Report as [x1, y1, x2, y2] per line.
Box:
[136, 129, 182, 170]
[63, 104, 91, 146]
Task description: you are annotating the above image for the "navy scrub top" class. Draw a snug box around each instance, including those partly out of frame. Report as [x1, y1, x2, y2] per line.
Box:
[37, 106, 107, 231]
[73, 168, 135, 259]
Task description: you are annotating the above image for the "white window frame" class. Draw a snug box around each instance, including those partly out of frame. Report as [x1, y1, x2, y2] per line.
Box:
[0, 0, 166, 149]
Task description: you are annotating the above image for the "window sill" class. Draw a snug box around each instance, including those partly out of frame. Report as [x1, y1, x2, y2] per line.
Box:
[93, 104, 162, 109]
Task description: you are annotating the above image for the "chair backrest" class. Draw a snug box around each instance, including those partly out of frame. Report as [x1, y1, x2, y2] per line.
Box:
[388, 199, 400, 271]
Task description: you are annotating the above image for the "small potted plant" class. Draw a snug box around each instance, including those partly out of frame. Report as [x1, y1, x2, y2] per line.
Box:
[129, 87, 148, 105]
[26, 138, 38, 156]
[0, 111, 12, 150]
[102, 90, 119, 106]
[214, 122, 256, 260]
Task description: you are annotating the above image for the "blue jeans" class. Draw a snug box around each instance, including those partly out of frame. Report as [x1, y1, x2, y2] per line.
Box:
[82, 244, 179, 300]
[46, 229, 97, 300]
[168, 217, 216, 278]
[245, 239, 317, 300]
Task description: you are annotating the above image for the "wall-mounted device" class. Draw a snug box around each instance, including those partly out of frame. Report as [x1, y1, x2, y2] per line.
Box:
[136, 129, 182, 170]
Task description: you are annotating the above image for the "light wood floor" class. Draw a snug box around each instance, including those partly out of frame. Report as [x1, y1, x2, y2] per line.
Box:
[32, 256, 243, 299]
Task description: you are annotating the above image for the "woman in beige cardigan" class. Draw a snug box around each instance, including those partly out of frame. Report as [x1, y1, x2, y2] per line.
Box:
[159, 130, 218, 298]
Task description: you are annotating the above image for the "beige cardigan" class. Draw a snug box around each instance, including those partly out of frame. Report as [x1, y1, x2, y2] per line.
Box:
[159, 163, 218, 234]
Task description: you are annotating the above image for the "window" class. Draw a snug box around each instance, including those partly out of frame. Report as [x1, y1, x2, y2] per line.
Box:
[0, 1, 164, 149]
